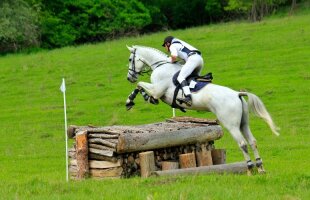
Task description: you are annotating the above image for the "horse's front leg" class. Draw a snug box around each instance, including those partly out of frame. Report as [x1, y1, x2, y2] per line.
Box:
[139, 88, 159, 105]
[125, 86, 159, 110]
[126, 88, 139, 110]
[126, 81, 166, 110]
[137, 81, 166, 103]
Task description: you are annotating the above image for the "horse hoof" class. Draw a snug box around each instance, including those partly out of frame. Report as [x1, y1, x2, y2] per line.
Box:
[257, 166, 266, 174]
[246, 161, 255, 176]
[247, 169, 253, 176]
[149, 97, 159, 105]
[126, 102, 135, 110]
[256, 158, 263, 168]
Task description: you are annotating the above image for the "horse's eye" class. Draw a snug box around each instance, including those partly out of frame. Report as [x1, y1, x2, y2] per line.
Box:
[129, 58, 132, 62]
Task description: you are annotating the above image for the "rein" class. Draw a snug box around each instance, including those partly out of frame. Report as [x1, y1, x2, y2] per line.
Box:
[129, 49, 169, 77]
[151, 60, 170, 70]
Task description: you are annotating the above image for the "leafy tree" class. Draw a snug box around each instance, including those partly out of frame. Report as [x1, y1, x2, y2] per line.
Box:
[224, 0, 252, 16]
[225, 0, 291, 21]
[147, 0, 209, 29]
[39, 0, 151, 48]
[0, 0, 40, 53]
[205, 0, 225, 22]
[138, 0, 168, 32]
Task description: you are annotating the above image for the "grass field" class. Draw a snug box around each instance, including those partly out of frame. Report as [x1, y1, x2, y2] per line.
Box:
[0, 7, 309, 200]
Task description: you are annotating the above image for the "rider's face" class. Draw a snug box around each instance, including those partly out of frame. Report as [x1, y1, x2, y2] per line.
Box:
[164, 43, 170, 52]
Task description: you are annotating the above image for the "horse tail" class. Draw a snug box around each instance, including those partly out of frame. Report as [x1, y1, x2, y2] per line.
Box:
[239, 92, 280, 136]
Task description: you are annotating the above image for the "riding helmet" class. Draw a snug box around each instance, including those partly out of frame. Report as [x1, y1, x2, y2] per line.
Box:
[162, 36, 174, 47]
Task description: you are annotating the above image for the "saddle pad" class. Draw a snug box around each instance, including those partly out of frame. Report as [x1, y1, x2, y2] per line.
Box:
[190, 81, 210, 93]
[172, 71, 211, 93]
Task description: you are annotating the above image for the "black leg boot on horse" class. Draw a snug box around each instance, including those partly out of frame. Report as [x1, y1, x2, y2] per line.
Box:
[177, 80, 192, 107]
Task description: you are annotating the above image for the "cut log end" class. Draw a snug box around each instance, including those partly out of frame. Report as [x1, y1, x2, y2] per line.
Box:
[211, 149, 226, 165]
[139, 151, 156, 178]
[179, 153, 196, 169]
[76, 130, 89, 179]
[162, 161, 179, 171]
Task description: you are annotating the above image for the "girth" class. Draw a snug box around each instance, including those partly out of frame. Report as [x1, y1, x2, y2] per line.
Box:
[171, 84, 186, 113]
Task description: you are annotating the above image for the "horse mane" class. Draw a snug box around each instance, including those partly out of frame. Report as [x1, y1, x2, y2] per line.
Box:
[133, 45, 168, 59]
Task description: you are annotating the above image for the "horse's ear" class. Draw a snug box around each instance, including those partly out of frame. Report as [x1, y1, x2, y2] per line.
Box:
[126, 45, 134, 52]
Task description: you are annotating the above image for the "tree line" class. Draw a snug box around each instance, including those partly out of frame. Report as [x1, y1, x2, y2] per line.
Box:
[0, 0, 301, 53]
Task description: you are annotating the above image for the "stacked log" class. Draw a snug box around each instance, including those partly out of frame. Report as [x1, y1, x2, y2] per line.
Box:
[68, 116, 225, 179]
[69, 127, 122, 179]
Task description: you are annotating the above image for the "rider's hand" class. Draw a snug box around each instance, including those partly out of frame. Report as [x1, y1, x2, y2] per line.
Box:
[166, 57, 172, 63]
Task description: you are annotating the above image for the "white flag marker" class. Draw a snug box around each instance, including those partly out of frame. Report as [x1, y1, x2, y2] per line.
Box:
[60, 78, 69, 182]
[60, 78, 66, 93]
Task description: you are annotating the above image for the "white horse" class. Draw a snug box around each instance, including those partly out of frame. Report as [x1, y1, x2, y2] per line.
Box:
[125, 45, 279, 174]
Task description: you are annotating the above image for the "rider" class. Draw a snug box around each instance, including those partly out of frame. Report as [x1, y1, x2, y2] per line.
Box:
[162, 36, 204, 106]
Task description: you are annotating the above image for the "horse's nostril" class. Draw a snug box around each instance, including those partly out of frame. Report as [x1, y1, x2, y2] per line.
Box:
[127, 77, 130, 81]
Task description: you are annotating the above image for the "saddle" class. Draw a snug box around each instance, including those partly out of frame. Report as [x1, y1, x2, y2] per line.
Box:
[171, 71, 213, 112]
[172, 71, 213, 86]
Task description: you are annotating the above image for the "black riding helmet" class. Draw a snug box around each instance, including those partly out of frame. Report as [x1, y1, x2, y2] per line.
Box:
[162, 36, 174, 47]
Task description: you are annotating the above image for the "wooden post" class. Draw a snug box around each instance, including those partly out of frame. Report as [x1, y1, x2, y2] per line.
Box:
[76, 130, 89, 179]
[162, 161, 179, 171]
[179, 153, 196, 168]
[211, 149, 226, 165]
[139, 151, 156, 178]
[196, 144, 213, 166]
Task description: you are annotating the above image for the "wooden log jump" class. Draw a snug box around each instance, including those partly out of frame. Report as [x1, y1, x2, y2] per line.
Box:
[67, 116, 247, 179]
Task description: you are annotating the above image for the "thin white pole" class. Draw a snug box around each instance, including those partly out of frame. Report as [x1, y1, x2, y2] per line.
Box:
[61, 78, 69, 182]
[172, 108, 176, 118]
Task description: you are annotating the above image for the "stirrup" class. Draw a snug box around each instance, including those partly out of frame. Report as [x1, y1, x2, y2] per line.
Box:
[177, 96, 192, 107]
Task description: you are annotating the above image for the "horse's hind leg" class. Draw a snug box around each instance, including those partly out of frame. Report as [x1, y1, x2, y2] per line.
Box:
[228, 127, 255, 175]
[241, 125, 265, 174]
[216, 101, 254, 175]
[240, 98, 265, 174]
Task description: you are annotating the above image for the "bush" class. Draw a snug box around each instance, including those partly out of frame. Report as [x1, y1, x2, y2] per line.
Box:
[0, 0, 40, 53]
[40, 12, 77, 48]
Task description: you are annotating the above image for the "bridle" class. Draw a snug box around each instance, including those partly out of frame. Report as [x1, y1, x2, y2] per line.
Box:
[128, 49, 149, 79]
[128, 48, 170, 79]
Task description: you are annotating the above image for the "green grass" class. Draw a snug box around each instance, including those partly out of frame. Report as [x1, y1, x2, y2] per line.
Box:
[0, 9, 310, 200]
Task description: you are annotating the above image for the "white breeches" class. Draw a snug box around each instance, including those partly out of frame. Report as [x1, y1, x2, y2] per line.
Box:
[177, 54, 204, 83]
